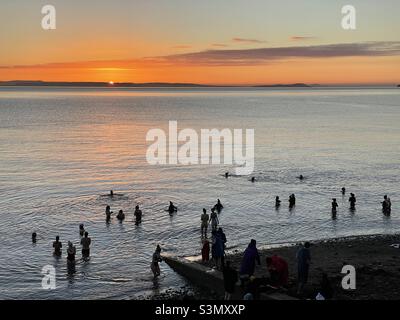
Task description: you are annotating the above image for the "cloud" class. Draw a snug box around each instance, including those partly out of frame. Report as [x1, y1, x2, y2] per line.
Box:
[232, 37, 267, 44]
[290, 36, 317, 41]
[2, 41, 399, 70]
[211, 43, 229, 48]
[158, 41, 400, 66]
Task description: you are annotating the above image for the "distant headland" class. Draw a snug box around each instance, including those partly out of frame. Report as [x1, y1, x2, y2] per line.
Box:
[0, 80, 314, 88]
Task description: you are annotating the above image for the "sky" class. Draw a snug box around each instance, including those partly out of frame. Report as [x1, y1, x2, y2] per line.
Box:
[0, 0, 399, 85]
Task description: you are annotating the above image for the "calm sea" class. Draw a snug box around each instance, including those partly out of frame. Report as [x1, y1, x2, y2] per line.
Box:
[0, 87, 399, 299]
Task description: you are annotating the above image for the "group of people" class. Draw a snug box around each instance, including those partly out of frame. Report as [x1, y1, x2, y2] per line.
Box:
[201, 227, 227, 270]
[32, 224, 92, 266]
[200, 199, 224, 238]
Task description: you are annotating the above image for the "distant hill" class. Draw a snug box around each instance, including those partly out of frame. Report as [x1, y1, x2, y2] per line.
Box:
[254, 83, 312, 88]
[0, 80, 210, 88]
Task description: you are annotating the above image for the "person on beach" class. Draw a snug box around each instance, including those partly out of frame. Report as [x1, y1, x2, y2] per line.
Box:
[202, 239, 210, 262]
[209, 208, 219, 232]
[211, 230, 224, 270]
[67, 241, 76, 263]
[168, 201, 177, 214]
[106, 205, 113, 221]
[239, 239, 261, 282]
[275, 196, 281, 208]
[79, 224, 85, 237]
[341, 187, 346, 195]
[223, 261, 238, 300]
[349, 193, 356, 210]
[32, 232, 37, 243]
[289, 194, 296, 208]
[53, 236, 62, 257]
[117, 209, 125, 221]
[332, 199, 338, 213]
[296, 242, 311, 295]
[317, 273, 333, 300]
[382, 195, 391, 215]
[214, 199, 224, 213]
[266, 255, 289, 288]
[201, 209, 209, 238]
[80, 232, 91, 257]
[217, 227, 227, 266]
[134, 205, 142, 224]
[151, 245, 162, 277]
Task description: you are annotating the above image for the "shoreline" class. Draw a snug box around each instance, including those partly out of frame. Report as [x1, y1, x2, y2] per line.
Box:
[167, 233, 400, 300]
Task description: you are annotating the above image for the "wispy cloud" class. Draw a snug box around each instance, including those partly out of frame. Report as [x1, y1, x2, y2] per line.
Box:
[232, 37, 267, 44]
[2, 42, 399, 70]
[211, 43, 229, 48]
[290, 36, 317, 41]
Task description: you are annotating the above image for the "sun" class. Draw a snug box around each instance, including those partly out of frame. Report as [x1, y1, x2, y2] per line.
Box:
[108, 81, 114, 85]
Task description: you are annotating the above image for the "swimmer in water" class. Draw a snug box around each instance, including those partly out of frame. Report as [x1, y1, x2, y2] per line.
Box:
[106, 205, 112, 221]
[341, 187, 346, 195]
[79, 224, 85, 237]
[134, 205, 142, 224]
[349, 193, 356, 210]
[168, 201, 177, 214]
[225, 172, 229, 178]
[298, 175, 304, 180]
[251, 177, 255, 183]
[275, 196, 281, 208]
[110, 190, 114, 197]
[53, 236, 62, 257]
[332, 198, 338, 213]
[151, 245, 163, 278]
[214, 199, 224, 213]
[32, 232, 37, 243]
[117, 209, 125, 221]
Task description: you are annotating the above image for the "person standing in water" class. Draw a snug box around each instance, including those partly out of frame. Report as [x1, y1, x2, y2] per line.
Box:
[105, 205, 113, 221]
[79, 224, 85, 237]
[332, 199, 338, 214]
[214, 199, 224, 213]
[210, 208, 219, 232]
[110, 190, 114, 197]
[134, 205, 142, 224]
[168, 201, 177, 214]
[349, 193, 356, 210]
[80, 232, 91, 257]
[67, 241, 76, 263]
[32, 232, 37, 243]
[151, 245, 162, 278]
[117, 209, 125, 221]
[382, 195, 392, 215]
[201, 209, 209, 238]
[341, 187, 346, 195]
[53, 236, 62, 257]
[225, 172, 229, 178]
[289, 194, 296, 208]
[275, 196, 281, 208]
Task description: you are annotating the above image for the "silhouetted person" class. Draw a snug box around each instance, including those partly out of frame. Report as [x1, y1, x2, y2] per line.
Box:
[79, 224, 85, 237]
[110, 190, 114, 197]
[223, 261, 238, 300]
[53, 236, 62, 257]
[32, 232, 37, 243]
[275, 196, 281, 208]
[298, 175, 304, 180]
[296, 242, 311, 295]
[239, 239, 261, 280]
[332, 198, 338, 213]
[225, 172, 229, 178]
[168, 201, 177, 214]
[134, 205, 142, 224]
[349, 193, 356, 210]
[251, 177, 255, 183]
[341, 187, 346, 195]
[106, 205, 112, 221]
[117, 209, 125, 221]
[80, 232, 91, 257]
[151, 245, 162, 277]
[67, 241, 76, 263]
[382, 195, 391, 215]
[210, 207, 219, 231]
[214, 199, 224, 213]
[289, 194, 296, 208]
[202, 239, 210, 262]
[201, 208, 209, 238]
